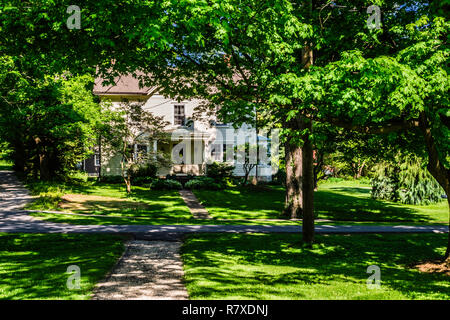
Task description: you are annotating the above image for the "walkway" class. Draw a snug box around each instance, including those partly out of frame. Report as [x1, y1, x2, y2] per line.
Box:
[92, 240, 188, 300]
[179, 190, 212, 219]
[1, 170, 446, 235]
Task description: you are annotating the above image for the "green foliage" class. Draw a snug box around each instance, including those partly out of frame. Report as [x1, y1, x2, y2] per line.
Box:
[272, 168, 286, 186]
[371, 157, 444, 205]
[185, 176, 222, 190]
[206, 162, 235, 181]
[98, 175, 124, 184]
[127, 163, 158, 185]
[0, 57, 101, 179]
[150, 178, 182, 190]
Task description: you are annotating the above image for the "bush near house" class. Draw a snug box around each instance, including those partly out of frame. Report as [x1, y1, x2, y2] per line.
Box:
[98, 175, 124, 184]
[206, 162, 234, 182]
[150, 178, 182, 190]
[185, 176, 222, 190]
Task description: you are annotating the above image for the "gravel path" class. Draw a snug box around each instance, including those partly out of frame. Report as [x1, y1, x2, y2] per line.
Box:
[92, 240, 188, 300]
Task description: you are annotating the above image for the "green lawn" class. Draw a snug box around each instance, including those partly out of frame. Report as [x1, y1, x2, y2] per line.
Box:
[26, 179, 301, 225]
[0, 159, 13, 171]
[0, 233, 126, 300]
[26, 179, 448, 226]
[26, 181, 193, 223]
[181, 233, 450, 300]
[193, 180, 448, 224]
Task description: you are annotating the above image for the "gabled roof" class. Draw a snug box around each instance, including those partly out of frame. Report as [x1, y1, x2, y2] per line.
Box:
[93, 73, 157, 96]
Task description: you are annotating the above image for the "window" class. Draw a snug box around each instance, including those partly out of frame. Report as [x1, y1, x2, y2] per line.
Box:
[210, 144, 221, 161]
[223, 144, 232, 162]
[94, 154, 100, 167]
[174, 105, 185, 126]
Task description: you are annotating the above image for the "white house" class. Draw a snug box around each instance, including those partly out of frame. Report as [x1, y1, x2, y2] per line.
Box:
[83, 74, 275, 181]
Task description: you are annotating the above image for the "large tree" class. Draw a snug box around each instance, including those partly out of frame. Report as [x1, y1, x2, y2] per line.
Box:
[0, 55, 101, 179]
[1, 1, 448, 251]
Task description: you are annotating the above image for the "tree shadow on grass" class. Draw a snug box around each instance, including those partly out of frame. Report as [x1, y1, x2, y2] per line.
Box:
[182, 233, 449, 300]
[314, 189, 428, 222]
[194, 187, 285, 219]
[195, 185, 431, 222]
[0, 233, 126, 300]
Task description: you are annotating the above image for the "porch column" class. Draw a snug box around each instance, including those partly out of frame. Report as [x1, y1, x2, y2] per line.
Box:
[152, 140, 157, 159]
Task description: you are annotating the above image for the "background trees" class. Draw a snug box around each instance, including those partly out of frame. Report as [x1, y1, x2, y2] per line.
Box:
[0, 55, 100, 179]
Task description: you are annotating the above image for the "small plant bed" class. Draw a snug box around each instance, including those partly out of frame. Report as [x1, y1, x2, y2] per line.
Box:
[181, 233, 450, 300]
[0, 233, 126, 299]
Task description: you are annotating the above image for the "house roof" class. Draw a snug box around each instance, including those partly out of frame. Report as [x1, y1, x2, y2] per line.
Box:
[93, 74, 157, 95]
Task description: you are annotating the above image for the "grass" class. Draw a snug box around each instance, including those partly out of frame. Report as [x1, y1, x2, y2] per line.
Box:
[315, 180, 448, 223]
[25, 179, 448, 226]
[181, 233, 450, 300]
[25, 180, 193, 222]
[25, 179, 301, 225]
[0, 233, 126, 300]
[0, 159, 13, 171]
[193, 180, 448, 224]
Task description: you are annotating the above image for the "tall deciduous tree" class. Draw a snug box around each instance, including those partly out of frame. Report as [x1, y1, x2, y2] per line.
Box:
[0, 56, 101, 179]
[1, 1, 448, 252]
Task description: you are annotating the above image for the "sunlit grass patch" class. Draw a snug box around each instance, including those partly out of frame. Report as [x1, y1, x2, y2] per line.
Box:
[0, 233, 126, 300]
[182, 233, 450, 300]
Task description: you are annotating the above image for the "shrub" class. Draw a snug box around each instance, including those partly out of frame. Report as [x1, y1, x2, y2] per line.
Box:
[184, 176, 222, 190]
[371, 176, 398, 201]
[130, 163, 158, 179]
[65, 171, 90, 184]
[150, 178, 182, 190]
[272, 168, 286, 186]
[206, 162, 234, 181]
[133, 176, 155, 186]
[371, 156, 444, 205]
[98, 175, 123, 184]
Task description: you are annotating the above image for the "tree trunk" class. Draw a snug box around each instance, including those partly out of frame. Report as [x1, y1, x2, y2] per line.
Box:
[284, 117, 315, 244]
[39, 153, 50, 180]
[302, 119, 315, 244]
[445, 197, 450, 262]
[357, 160, 366, 179]
[124, 176, 132, 194]
[419, 112, 450, 261]
[35, 137, 50, 180]
[284, 137, 303, 219]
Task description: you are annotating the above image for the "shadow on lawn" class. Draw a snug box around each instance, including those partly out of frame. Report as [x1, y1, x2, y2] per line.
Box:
[182, 233, 449, 299]
[314, 187, 429, 222]
[60, 197, 187, 218]
[0, 233, 125, 300]
[197, 185, 431, 222]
